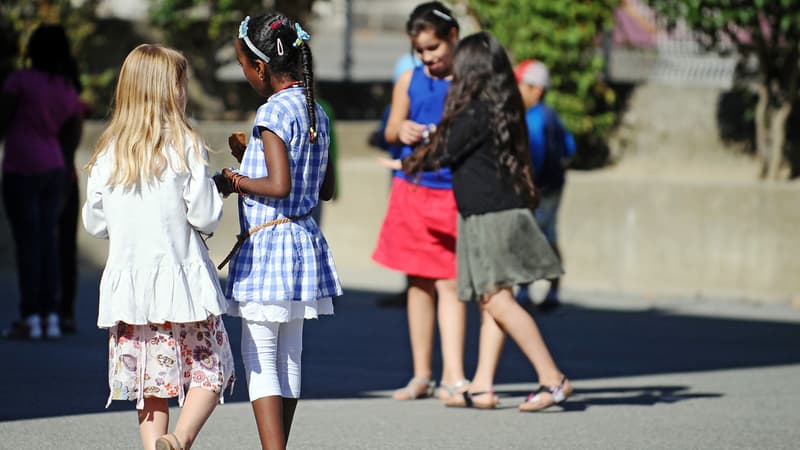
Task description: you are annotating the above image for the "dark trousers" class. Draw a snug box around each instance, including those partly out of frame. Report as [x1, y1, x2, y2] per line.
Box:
[2, 169, 65, 318]
[58, 174, 79, 320]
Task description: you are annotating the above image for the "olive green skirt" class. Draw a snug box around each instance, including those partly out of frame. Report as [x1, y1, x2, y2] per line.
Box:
[457, 208, 563, 302]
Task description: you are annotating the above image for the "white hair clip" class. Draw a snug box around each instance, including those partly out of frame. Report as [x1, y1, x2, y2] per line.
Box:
[432, 9, 453, 21]
[277, 38, 284, 55]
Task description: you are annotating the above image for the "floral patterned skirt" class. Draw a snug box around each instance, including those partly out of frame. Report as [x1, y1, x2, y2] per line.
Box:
[107, 316, 235, 409]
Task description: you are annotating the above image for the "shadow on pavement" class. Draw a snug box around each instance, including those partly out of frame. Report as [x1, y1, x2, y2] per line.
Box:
[495, 385, 722, 413]
[1, 272, 798, 421]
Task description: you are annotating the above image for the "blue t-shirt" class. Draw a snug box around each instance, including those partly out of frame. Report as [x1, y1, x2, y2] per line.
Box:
[525, 103, 575, 191]
[394, 66, 452, 189]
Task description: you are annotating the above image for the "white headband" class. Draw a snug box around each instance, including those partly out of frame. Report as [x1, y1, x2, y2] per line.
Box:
[239, 16, 270, 63]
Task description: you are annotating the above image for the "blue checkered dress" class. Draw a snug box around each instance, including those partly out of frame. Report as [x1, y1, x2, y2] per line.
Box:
[226, 87, 342, 314]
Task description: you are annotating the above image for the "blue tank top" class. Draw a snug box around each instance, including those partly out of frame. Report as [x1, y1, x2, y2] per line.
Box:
[394, 66, 452, 189]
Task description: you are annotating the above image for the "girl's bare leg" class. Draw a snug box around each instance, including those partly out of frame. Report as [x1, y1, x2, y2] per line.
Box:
[139, 398, 169, 450]
[469, 298, 505, 392]
[482, 288, 564, 386]
[165, 387, 219, 449]
[445, 299, 502, 408]
[252, 395, 285, 450]
[435, 278, 467, 387]
[393, 276, 436, 399]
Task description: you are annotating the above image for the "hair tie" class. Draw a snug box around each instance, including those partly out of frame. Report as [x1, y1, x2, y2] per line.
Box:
[293, 23, 311, 47]
[277, 38, 284, 56]
[239, 16, 270, 63]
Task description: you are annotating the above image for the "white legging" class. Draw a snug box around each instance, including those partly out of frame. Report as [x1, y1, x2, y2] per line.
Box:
[241, 319, 304, 400]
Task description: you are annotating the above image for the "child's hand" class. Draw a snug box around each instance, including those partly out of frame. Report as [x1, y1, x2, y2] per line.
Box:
[228, 132, 247, 163]
[376, 156, 402, 171]
[213, 171, 233, 197]
[397, 120, 427, 145]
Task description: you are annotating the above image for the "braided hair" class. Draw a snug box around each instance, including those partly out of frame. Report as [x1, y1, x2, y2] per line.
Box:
[239, 13, 318, 141]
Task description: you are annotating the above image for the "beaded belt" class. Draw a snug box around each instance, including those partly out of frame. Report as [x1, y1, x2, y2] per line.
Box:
[217, 212, 312, 270]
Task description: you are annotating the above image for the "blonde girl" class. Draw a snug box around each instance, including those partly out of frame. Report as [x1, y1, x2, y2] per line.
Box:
[82, 44, 234, 450]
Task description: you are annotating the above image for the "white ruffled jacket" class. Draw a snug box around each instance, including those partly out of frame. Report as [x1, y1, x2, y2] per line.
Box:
[82, 140, 228, 328]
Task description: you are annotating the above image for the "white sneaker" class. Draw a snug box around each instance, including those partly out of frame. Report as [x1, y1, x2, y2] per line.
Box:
[46, 313, 61, 339]
[25, 315, 43, 340]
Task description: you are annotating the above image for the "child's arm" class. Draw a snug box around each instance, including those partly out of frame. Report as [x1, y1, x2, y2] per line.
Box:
[0, 91, 18, 140]
[384, 70, 426, 146]
[81, 159, 109, 239]
[184, 144, 224, 235]
[320, 156, 336, 201]
[230, 127, 291, 198]
[403, 103, 488, 174]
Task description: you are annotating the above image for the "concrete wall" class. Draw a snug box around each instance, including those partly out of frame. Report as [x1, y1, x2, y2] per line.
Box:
[2, 119, 797, 303]
[560, 171, 800, 302]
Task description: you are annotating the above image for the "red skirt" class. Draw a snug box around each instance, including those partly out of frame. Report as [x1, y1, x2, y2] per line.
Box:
[372, 177, 457, 279]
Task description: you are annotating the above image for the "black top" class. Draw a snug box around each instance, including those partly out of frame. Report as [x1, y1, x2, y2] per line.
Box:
[413, 99, 530, 218]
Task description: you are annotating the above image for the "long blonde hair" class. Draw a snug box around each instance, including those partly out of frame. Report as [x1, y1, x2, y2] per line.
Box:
[86, 44, 204, 186]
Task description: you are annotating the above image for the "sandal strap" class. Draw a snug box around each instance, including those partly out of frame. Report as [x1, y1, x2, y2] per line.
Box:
[439, 378, 470, 396]
[403, 377, 434, 399]
[462, 391, 473, 408]
[171, 433, 184, 450]
[462, 390, 494, 408]
[527, 376, 568, 404]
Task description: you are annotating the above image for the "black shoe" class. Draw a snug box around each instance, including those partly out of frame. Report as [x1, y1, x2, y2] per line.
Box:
[536, 297, 561, 313]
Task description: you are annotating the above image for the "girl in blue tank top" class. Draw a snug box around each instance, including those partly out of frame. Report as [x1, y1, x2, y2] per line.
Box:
[372, 1, 470, 405]
[394, 65, 452, 189]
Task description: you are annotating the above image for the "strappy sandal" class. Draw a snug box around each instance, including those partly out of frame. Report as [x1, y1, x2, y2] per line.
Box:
[436, 379, 470, 401]
[392, 377, 436, 400]
[155, 433, 183, 450]
[519, 376, 572, 412]
[445, 390, 499, 409]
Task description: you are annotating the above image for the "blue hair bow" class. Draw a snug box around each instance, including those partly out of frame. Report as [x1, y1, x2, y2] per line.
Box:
[293, 23, 311, 47]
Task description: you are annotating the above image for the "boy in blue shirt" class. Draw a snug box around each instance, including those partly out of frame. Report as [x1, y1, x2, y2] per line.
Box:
[514, 59, 576, 312]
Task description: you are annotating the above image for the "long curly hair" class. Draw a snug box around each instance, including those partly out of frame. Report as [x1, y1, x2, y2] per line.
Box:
[409, 32, 538, 208]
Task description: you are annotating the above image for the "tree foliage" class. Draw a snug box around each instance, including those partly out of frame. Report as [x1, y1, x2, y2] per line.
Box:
[150, 0, 313, 40]
[651, 0, 800, 179]
[466, 0, 621, 169]
[147, 0, 313, 118]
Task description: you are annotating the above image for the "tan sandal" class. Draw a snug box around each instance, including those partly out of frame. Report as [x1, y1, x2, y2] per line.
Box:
[436, 379, 470, 401]
[155, 433, 183, 450]
[392, 377, 436, 400]
[519, 376, 572, 412]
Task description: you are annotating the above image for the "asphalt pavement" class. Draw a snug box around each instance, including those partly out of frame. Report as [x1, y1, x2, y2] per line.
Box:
[1, 269, 799, 449]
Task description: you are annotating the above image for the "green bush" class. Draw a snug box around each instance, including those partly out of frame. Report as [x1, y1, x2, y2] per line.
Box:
[467, 0, 621, 169]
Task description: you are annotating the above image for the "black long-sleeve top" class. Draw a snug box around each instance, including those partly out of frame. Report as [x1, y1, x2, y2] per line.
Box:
[409, 99, 530, 218]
